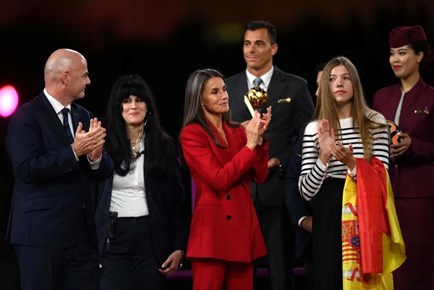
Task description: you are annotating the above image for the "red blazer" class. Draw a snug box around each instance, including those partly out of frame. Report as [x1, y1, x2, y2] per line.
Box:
[180, 121, 268, 262]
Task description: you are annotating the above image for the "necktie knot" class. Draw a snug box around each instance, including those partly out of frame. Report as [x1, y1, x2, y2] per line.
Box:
[253, 77, 263, 87]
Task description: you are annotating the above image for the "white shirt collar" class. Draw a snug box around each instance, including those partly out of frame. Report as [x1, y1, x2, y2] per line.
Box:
[246, 66, 274, 89]
[43, 88, 71, 114]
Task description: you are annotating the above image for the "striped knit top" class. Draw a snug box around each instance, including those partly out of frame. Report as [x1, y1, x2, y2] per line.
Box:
[299, 114, 389, 201]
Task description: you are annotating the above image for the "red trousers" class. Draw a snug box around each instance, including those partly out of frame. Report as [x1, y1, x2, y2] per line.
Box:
[191, 258, 254, 290]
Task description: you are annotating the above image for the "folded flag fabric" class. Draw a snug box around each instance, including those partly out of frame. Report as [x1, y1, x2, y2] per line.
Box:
[341, 157, 406, 289]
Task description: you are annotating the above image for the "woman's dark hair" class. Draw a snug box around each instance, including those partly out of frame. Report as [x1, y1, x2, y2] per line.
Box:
[104, 74, 171, 176]
[408, 41, 434, 67]
[179, 68, 238, 169]
[181, 68, 237, 147]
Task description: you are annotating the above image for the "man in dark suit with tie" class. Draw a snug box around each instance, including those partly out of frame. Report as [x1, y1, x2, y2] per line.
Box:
[283, 63, 325, 290]
[5, 48, 114, 290]
[225, 20, 315, 290]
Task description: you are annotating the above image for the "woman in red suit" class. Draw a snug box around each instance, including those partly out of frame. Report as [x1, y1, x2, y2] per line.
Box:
[179, 68, 271, 290]
[372, 25, 434, 290]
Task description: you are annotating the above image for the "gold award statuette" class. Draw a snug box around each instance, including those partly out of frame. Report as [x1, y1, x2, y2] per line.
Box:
[244, 87, 268, 117]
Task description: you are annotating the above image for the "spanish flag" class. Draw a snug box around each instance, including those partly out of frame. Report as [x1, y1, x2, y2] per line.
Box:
[341, 157, 406, 289]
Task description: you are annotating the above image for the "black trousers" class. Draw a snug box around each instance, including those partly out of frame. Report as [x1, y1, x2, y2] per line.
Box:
[254, 199, 295, 290]
[100, 216, 165, 290]
[14, 210, 99, 290]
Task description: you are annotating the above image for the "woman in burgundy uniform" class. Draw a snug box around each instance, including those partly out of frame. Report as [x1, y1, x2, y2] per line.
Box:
[372, 25, 434, 290]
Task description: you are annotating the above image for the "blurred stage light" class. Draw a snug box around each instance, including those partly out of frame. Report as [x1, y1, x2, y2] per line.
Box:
[0, 85, 19, 118]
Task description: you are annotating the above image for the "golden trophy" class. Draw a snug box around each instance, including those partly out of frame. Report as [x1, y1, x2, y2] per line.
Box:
[244, 86, 268, 116]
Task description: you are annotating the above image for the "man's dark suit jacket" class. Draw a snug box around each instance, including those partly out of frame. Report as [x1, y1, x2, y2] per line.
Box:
[225, 66, 315, 206]
[5, 92, 114, 248]
[283, 123, 312, 260]
[94, 138, 188, 265]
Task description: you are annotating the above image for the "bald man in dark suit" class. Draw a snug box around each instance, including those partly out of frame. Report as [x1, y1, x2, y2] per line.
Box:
[6, 48, 113, 290]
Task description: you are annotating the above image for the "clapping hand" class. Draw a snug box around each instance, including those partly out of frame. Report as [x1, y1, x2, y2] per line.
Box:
[330, 142, 356, 170]
[245, 112, 262, 150]
[71, 118, 106, 160]
[243, 107, 271, 150]
[317, 119, 335, 164]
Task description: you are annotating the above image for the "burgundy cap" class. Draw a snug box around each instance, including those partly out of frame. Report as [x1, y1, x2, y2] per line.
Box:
[389, 25, 427, 48]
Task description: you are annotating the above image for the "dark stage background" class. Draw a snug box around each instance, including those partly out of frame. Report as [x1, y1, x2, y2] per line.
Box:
[1, 0, 434, 289]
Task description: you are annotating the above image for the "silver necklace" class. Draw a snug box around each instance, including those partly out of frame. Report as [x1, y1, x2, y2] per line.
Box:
[130, 131, 145, 160]
[131, 138, 141, 151]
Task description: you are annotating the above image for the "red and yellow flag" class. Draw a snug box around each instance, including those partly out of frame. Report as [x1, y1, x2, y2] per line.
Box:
[341, 157, 406, 289]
